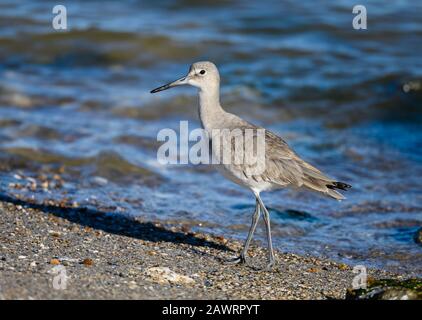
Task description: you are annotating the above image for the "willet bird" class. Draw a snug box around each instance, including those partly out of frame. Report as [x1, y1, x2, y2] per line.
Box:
[151, 61, 351, 270]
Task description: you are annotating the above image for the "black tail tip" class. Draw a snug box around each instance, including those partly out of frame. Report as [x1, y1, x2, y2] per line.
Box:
[327, 181, 352, 191]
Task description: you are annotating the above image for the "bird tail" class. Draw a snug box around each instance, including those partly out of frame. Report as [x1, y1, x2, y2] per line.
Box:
[325, 181, 352, 200]
[300, 163, 352, 200]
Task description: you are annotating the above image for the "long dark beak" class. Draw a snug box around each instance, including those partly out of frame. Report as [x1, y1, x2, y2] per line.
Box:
[150, 76, 188, 93]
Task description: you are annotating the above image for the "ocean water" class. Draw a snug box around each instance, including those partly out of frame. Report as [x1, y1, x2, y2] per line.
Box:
[0, 0, 421, 275]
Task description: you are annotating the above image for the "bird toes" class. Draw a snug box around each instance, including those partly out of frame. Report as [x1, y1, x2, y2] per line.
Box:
[251, 259, 276, 272]
[264, 261, 276, 271]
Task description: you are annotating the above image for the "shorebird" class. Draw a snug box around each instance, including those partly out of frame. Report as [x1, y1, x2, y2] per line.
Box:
[151, 61, 351, 270]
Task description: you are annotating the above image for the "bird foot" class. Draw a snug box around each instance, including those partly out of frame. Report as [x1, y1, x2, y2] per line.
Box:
[224, 255, 276, 271]
[264, 260, 275, 271]
[251, 259, 275, 271]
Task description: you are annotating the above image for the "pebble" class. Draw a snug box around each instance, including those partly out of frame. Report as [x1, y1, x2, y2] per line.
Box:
[82, 258, 94, 266]
[145, 267, 195, 285]
[338, 263, 348, 270]
[91, 176, 109, 186]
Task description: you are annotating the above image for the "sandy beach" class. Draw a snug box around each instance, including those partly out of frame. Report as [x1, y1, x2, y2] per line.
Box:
[1, 195, 415, 300]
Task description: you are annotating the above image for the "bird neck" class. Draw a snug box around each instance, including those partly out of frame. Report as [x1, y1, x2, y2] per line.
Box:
[198, 86, 225, 131]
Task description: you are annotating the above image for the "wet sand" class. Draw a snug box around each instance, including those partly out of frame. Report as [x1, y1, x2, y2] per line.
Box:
[0, 196, 407, 300]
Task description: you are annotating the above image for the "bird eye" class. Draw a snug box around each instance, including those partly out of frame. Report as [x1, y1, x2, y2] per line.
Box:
[199, 70, 206, 75]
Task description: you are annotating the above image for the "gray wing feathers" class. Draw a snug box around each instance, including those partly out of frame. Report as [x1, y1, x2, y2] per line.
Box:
[264, 131, 346, 199]
[224, 123, 347, 200]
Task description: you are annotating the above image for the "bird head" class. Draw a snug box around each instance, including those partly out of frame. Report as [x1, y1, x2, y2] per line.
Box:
[150, 61, 220, 94]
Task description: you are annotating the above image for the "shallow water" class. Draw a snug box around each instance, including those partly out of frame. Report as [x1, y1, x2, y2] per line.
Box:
[0, 0, 421, 275]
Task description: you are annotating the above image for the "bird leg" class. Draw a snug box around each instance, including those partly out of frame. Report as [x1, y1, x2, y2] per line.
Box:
[225, 199, 261, 265]
[256, 194, 276, 270]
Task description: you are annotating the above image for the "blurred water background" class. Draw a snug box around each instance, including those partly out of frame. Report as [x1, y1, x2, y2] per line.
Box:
[0, 0, 421, 275]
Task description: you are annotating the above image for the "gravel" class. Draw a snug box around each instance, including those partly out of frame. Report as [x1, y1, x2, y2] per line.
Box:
[0, 198, 403, 300]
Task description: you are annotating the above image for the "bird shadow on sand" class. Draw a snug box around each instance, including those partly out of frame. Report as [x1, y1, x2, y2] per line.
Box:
[0, 193, 232, 252]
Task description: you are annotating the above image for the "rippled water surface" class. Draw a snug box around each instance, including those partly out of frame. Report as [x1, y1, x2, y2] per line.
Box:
[0, 0, 421, 275]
